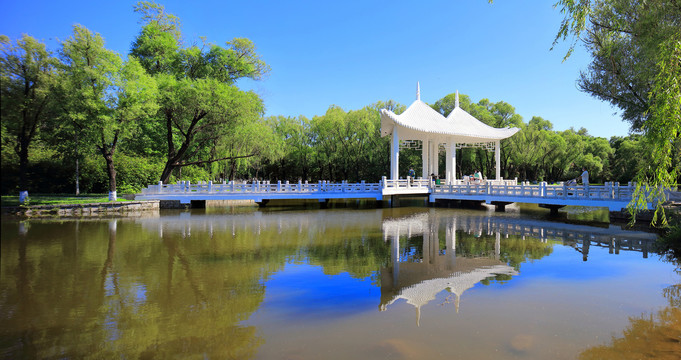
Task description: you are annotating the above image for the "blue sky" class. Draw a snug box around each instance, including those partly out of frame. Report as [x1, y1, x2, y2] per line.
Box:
[2, 0, 631, 138]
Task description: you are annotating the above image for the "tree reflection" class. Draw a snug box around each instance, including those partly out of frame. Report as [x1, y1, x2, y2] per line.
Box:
[0, 209, 669, 359]
[579, 260, 681, 359]
[0, 219, 267, 359]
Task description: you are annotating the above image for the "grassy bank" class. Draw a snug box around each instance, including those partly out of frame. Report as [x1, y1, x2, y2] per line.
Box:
[1, 194, 130, 207]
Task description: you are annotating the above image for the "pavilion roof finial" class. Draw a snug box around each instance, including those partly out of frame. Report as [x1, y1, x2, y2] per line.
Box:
[455, 90, 460, 108]
[416, 81, 421, 101]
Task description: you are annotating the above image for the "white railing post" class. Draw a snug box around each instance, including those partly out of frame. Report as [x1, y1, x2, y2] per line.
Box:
[158, 181, 163, 194]
[615, 182, 620, 199]
[186, 181, 190, 193]
[606, 181, 612, 199]
[231, 180, 235, 193]
[208, 181, 213, 193]
[562, 182, 567, 199]
[540, 181, 546, 197]
[382, 176, 387, 189]
[632, 182, 637, 200]
[277, 181, 282, 192]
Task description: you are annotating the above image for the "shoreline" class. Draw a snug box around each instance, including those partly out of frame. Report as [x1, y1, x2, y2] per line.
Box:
[0, 199, 259, 218]
[2, 200, 160, 218]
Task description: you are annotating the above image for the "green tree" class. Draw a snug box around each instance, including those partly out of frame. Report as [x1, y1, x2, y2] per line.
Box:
[609, 135, 645, 183]
[555, 0, 680, 130]
[130, 1, 271, 183]
[0, 34, 58, 189]
[152, 74, 265, 183]
[309, 104, 391, 182]
[632, 37, 681, 225]
[263, 115, 315, 181]
[57, 25, 158, 199]
[553, 0, 681, 225]
[507, 117, 555, 181]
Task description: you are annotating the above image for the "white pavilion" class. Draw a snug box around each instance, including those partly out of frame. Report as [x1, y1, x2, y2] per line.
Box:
[380, 83, 520, 183]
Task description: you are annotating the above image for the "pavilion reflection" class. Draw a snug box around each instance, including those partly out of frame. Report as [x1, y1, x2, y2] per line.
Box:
[379, 212, 518, 325]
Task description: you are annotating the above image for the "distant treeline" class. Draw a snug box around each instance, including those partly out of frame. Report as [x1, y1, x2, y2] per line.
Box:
[1, 90, 663, 194]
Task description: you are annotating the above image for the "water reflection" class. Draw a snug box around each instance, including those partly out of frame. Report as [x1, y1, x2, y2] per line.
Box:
[1, 216, 266, 359]
[0, 208, 672, 359]
[579, 261, 681, 359]
[380, 212, 518, 325]
[378, 210, 659, 323]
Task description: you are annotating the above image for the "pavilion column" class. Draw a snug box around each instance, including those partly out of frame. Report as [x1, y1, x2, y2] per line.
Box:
[445, 141, 456, 184]
[495, 140, 501, 180]
[391, 125, 400, 180]
[430, 141, 438, 177]
[421, 139, 428, 178]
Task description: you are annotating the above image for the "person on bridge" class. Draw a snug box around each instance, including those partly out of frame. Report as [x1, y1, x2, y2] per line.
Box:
[578, 167, 589, 185]
[473, 170, 482, 184]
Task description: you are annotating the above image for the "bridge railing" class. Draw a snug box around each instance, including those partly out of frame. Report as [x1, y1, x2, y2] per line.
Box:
[140, 179, 651, 203]
[382, 177, 518, 189]
[432, 181, 638, 201]
[381, 177, 430, 190]
[140, 180, 383, 195]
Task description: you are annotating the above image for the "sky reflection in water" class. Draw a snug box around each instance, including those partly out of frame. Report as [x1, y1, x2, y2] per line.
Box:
[0, 206, 678, 359]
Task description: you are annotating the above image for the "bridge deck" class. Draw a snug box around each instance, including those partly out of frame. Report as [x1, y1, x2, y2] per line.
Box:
[136, 178, 653, 211]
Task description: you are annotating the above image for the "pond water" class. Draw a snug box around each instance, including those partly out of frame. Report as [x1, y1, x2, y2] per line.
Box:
[1, 204, 679, 359]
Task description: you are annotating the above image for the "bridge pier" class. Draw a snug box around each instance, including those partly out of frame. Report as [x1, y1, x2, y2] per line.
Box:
[391, 195, 400, 207]
[490, 201, 512, 212]
[190, 200, 206, 209]
[434, 199, 459, 208]
[539, 204, 566, 215]
[319, 199, 330, 209]
[159, 200, 190, 209]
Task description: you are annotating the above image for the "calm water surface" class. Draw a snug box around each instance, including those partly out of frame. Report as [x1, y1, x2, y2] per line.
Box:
[1, 205, 679, 359]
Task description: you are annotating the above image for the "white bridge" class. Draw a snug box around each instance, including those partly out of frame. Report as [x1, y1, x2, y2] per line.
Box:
[136, 177, 654, 211]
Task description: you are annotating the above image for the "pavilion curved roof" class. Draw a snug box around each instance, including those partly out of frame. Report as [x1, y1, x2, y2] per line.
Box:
[380, 88, 520, 141]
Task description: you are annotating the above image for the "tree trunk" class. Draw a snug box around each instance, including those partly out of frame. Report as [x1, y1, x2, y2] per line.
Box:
[75, 158, 80, 196]
[104, 152, 116, 193]
[75, 131, 80, 195]
[228, 159, 237, 181]
[160, 163, 175, 184]
[18, 139, 29, 189]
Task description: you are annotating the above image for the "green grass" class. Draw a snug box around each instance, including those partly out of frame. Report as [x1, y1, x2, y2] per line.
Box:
[1, 194, 130, 207]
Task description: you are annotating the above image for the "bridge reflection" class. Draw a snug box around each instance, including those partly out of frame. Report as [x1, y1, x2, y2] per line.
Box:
[378, 210, 658, 323]
[127, 208, 658, 324]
